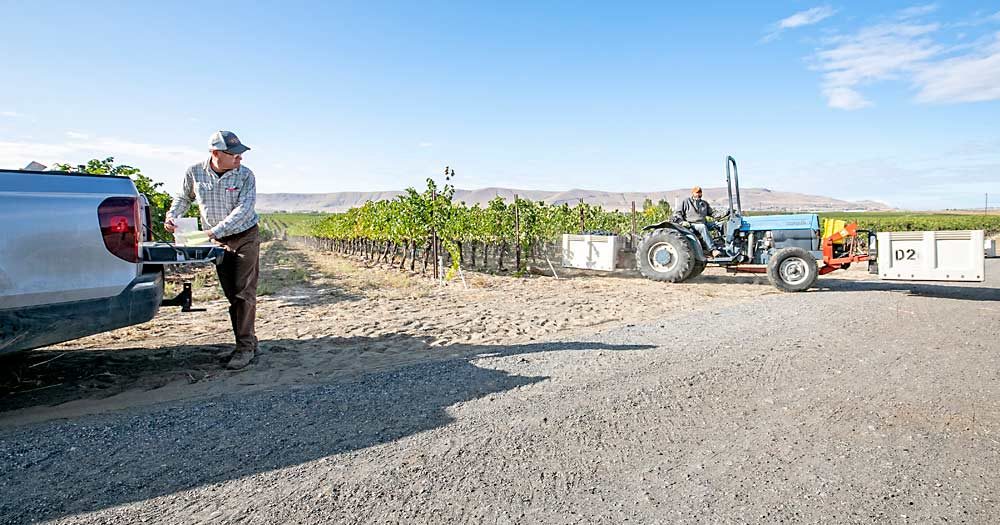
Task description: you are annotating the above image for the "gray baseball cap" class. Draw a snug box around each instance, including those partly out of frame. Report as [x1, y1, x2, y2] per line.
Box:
[209, 130, 250, 155]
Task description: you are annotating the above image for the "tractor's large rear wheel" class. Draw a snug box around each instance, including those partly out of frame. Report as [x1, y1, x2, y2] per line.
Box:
[767, 247, 819, 292]
[636, 229, 699, 282]
[689, 260, 707, 279]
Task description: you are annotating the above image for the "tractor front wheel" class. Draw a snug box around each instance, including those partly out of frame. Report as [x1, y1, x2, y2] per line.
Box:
[767, 247, 819, 292]
[636, 229, 699, 283]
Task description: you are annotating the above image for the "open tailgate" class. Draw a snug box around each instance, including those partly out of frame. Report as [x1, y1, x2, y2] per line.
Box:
[141, 242, 226, 312]
[142, 242, 226, 266]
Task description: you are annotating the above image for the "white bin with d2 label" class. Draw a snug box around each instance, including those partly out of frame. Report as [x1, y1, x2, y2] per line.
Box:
[877, 230, 985, 282]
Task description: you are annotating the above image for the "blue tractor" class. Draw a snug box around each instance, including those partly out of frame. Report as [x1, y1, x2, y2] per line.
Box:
[635, 156, 856, 292]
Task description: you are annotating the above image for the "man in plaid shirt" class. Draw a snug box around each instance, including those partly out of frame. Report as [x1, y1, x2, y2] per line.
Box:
[165, 131, 260, 370]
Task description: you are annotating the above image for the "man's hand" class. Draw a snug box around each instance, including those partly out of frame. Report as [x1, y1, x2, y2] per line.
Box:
[164, 218, 176, 233]
[206, 230, 218, 241]
[680, 221, 692, 228]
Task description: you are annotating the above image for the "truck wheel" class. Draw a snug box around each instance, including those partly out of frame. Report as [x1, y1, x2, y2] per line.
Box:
[636, 229, 698, 282]
[767, 247, 818, 292]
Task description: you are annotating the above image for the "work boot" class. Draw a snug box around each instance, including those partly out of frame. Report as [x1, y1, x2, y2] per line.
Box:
[226, 349, 256, 370]
[711, 248, 722, 257]
[219, 347, 237, 364]
[219, 337, 259, 364]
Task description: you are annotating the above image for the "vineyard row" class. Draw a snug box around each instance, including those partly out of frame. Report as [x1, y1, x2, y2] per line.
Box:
[260, 179, 1000, 275]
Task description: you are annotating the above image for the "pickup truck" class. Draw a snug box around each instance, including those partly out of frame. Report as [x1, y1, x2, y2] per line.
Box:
[0, 168, 224, 355]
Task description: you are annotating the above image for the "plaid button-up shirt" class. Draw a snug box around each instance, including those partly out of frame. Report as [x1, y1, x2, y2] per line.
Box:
[167, 160, 259, 239]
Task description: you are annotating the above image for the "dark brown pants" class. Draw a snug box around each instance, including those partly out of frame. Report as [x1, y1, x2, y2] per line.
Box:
[216, 225, 260, 353]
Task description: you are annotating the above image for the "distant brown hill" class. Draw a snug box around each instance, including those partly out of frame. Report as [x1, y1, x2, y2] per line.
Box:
[257, 187, 891, 213]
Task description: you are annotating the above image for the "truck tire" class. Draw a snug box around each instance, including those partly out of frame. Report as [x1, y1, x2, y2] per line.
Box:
[767, 247, 819, 292]
[636, 229, 698, 282]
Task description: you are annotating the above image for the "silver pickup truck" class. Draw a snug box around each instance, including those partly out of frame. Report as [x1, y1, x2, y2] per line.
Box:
[0, 168, 223, 355]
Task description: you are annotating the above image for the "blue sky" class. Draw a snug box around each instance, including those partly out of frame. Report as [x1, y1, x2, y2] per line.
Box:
[1, 1, 998, 209]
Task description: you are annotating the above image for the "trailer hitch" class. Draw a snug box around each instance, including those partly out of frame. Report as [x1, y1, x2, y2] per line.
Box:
[161, 282, 206, 312]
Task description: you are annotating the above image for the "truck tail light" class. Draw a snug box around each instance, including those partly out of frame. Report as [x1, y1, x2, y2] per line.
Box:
[109, 216, 130, 233]
[98, 197, 140, 262]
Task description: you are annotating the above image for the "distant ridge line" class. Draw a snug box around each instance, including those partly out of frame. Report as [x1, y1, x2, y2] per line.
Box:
[257, 186, 891, 213]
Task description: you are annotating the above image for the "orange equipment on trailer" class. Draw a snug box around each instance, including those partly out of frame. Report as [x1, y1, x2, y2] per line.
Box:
[819, 221, 871, 275]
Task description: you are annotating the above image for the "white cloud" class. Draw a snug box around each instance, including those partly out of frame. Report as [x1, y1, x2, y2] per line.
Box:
[823, 87, 873, 110]
[809, 6, 1000, 109]
[65, 131, 90, 139]
[813, 21, 942, 109]
[915, 32, 1000, 103]
[419, 142, 433, 148]
[770, 152, 1000, 209]
[0, 111, 19, 118]
[780, 6, 837, 29]
[0, 135, 203, 171]
[74, 137, 203, 161]
[897, 4, 938, 20]
[764, 6, 837, 42]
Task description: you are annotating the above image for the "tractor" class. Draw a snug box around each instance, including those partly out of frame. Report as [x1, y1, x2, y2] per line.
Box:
[635, 156, 872, 292]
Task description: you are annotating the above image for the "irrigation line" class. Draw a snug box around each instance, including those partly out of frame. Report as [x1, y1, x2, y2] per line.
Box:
[28, 352, 68, 369]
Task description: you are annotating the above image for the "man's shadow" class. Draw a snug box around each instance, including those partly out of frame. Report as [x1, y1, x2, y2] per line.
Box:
[0, 336, 654, 524]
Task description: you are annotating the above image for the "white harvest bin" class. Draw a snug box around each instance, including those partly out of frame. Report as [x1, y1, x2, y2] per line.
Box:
[877, 230, 985, 282]
[562, 234, 623, 271]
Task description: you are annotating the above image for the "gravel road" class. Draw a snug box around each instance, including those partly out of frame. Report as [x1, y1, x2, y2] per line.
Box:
[2, 262, 999, 524]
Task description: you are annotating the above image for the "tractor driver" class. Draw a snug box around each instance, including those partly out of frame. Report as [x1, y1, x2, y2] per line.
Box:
[674, 186, 724, 257]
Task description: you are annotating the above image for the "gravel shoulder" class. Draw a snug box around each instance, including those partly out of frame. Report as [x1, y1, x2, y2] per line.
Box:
[1, 254, 997, 524]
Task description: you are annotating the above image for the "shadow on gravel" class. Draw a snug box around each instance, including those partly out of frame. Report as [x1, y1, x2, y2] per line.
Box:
[817, 278, 1000, 301]
[0, 337, 653, 524]
[688, 273, 769, 285]
[0, 343, 240, 411]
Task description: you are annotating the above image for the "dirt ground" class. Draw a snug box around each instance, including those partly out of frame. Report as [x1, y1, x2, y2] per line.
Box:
[0, 241, 818, 425]
[3, 243, 999, 524]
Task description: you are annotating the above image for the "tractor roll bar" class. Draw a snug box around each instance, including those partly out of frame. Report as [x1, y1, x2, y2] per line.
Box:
[725, 156, 742, 217]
